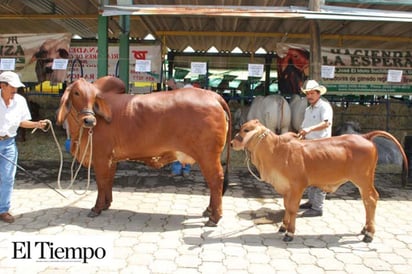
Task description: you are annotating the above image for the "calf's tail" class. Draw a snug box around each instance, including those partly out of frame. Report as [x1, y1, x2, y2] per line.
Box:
[363, 131, 409, 186]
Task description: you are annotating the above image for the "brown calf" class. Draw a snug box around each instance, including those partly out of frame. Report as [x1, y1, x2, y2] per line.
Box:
[231, 119, 408, 242]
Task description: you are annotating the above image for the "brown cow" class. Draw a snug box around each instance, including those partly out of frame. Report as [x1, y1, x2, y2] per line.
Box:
[231, 119, 408, 242]
[56, 77, 231, 226]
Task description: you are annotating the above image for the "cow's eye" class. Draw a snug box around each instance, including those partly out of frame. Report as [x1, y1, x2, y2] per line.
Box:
[74, 91, 80, 96]
[244, 129, 250, 133]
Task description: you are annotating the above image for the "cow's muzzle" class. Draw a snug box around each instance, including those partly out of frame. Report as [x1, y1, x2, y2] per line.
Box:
[79, 109, 96, 128]
[233, 134, 243, 143]
[230, 134, 244, 150]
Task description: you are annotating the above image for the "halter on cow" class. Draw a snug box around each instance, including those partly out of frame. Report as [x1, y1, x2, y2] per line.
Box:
[57, 76, 231, 226]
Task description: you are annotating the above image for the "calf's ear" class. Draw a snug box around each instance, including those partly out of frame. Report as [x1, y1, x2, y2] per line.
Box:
[56, 88, 71, 125]
[94, 94, 112, 123]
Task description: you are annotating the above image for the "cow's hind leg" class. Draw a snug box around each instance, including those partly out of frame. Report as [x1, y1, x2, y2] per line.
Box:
[88, 162, 117, 217]
[198, 158, 225, 227]
[357, 178, 379, 243]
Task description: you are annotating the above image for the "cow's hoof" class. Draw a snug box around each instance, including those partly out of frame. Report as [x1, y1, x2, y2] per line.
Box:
[362, 231, 374, 243]
[278, 226, 286, 233]
[202, 207, 212, 217]
[88, 208, 101, 218]
[282, 233, 294, 242]
[205, 219, 218, 227]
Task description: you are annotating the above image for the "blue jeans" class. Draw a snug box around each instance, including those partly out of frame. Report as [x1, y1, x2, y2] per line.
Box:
[0, 138, 17, 214]
[171, 161, 191, 175]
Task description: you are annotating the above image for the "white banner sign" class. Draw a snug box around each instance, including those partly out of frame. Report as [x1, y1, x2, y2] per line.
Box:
[277, 42, 412, 94]
[68, 44, 162, 83]
[0, 33, 72, 83]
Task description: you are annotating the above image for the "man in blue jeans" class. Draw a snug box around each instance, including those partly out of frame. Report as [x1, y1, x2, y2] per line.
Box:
[0, 71, 48, 223]
[170, 161, 191, 178]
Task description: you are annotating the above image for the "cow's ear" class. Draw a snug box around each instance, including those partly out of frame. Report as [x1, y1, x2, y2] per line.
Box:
[56, 87, 72, 125]
[94, 94, 112, 123]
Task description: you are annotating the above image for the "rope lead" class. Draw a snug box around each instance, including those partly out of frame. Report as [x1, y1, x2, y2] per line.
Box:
[33, 120, 93, 195]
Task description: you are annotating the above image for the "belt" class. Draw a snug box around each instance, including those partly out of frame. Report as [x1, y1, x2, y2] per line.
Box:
[0, 135, 11, 141]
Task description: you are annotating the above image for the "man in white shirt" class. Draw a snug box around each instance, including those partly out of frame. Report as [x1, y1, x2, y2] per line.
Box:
[0, 71, 48, 223]
[298, 80, 333, 217]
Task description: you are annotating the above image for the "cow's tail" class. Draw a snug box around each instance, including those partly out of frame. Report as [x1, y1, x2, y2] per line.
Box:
[218, 96, 232, 195]
[362, 131, 409, 186]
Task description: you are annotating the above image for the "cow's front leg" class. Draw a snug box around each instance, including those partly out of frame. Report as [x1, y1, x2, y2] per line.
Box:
[88, 161, 117, 218]
[281, 189, 304, 242]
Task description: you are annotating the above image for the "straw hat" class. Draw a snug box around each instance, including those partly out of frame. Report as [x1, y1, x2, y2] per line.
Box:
[301, 80, 326, 95]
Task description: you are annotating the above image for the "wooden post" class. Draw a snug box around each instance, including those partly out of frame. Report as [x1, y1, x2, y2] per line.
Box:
[309, 0, 324, 81]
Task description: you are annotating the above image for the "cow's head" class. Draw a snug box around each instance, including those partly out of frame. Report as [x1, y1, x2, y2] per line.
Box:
[56, 78, 112, 128]
[31, 39, 70, 84]
[231, 119, 265, 151]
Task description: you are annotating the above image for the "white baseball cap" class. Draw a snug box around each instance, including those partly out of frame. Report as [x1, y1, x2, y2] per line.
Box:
[0, 71, 25, 88]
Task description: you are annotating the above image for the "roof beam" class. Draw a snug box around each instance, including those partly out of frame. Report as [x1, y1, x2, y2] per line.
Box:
[326, 0, 412, 5]
[0, 14, 97, 20]
[156, 30, 412, 44]
[101, 4, 412, 22]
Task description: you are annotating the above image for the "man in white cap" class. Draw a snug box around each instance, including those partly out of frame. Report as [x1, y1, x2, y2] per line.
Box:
[298, 79, 333, 217]
[0, 71, 48, 223]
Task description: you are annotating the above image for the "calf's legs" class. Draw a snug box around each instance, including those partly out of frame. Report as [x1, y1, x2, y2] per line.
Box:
[279, 188, 304, 242]
[358, 180, 379, 243]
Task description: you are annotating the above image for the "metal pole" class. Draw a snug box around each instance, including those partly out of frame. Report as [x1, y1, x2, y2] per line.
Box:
[119, 14, 130, 89]
[97, 1, 109, 78]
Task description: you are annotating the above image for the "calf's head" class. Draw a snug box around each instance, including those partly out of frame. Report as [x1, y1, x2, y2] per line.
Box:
[56, 78, 112, 128]
[231, 119, 265, 151]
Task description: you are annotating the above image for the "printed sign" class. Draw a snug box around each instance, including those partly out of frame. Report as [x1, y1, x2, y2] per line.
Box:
[277, 43, 412, 95]
[0, 58, 16, 71]
[248, 64, 264, 78]
[387, 69, 403, 83]
[68, 44, 162, 83]
[135, 59, 151, 72]
[0, 33, 71, 83]
[321, 65, 335, 79]
[190, 62, 207, 75]
[52, 59, 69, 70]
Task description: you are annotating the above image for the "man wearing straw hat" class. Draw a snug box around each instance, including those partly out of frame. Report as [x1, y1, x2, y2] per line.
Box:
[298, 79, 333, 217]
